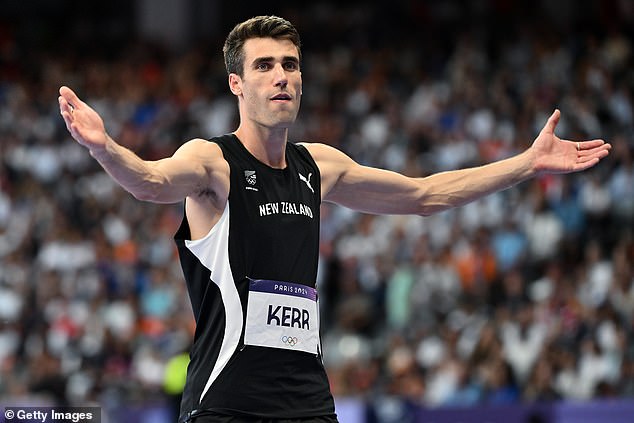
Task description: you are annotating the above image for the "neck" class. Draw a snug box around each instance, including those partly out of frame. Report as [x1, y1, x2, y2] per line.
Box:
[234, 124, 288, 169]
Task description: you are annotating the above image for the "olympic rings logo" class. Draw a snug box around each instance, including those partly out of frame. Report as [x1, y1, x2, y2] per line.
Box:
[281, 336, 298, 346]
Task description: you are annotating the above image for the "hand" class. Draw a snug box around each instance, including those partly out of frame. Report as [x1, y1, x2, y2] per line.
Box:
[530, 109, 611, 175]
[58, 86, 109, 155]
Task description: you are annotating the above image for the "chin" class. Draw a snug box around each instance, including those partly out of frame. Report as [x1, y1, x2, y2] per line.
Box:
[271, 114, 299, 128]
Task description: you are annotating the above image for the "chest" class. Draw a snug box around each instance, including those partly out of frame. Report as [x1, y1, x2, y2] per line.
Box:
[229, 160, 319, 230]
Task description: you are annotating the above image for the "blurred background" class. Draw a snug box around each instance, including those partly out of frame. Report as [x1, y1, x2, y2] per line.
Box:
[0, 0, 633, 422]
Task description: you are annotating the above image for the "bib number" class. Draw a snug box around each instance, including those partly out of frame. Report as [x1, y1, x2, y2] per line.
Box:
[244, 279, 319, 354]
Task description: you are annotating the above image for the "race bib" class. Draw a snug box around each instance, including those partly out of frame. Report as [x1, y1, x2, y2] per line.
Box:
[244, 278, 319, 354]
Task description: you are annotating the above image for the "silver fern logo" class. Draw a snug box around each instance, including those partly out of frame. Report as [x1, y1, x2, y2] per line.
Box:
[244, 170, 257, 186]
[244, 170, 258, 191]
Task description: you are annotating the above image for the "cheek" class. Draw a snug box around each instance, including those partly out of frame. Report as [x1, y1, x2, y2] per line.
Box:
[242, 90, 268, 119]
[295, 75, 302, 92]
[242, 89, 260, 107]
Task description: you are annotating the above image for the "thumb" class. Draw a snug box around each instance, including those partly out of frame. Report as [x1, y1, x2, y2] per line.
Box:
[542, 109, 560, 135]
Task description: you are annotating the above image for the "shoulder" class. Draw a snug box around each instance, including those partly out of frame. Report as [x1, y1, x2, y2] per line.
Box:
[298, 142, 354, 164]
[172, 138, 229, 191]
[173, 138, 226, 166]
[297, 142, 359, 195]
[175, 137, 222, 155]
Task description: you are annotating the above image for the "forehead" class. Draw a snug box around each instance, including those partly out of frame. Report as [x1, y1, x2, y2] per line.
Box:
[242, 37, 299, 63]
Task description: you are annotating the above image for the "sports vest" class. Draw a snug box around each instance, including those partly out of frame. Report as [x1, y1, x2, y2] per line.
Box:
[174, 134, 335, 419]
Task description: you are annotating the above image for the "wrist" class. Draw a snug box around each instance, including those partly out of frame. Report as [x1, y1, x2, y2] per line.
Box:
[522, 146, 540, 177]
[88, 132, 112, 161]
[498, 148, 540, 185]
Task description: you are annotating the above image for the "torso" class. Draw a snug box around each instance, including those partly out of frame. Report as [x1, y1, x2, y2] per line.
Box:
[174, 134, 335, 419]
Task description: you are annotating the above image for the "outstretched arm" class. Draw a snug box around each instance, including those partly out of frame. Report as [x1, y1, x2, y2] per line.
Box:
[58, 86, 226, 204]
[307, 109, 611, 216]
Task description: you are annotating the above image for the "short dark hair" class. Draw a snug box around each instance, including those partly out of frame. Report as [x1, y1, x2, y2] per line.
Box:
[223, 15, 301, 77]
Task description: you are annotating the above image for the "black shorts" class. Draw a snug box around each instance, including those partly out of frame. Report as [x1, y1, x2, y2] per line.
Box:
[188, 412, 339, 423]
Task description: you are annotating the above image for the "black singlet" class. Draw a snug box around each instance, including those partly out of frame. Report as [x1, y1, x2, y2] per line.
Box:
[174, 134, 336, 421]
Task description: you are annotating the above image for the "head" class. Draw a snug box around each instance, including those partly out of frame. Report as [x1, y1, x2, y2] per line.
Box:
[223, 15, 301, 78]
[223, 16, 303, 132]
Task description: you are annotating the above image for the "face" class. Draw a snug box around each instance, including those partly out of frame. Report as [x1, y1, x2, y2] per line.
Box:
[229, 37, 302, 130]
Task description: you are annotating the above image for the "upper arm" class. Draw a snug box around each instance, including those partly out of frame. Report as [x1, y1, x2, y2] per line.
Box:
[145, 138, 229, 204]
[303, 143, 427, 215]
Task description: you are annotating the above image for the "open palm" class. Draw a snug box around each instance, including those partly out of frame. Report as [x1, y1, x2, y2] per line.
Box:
[58, 86, 109, 153]
[531, 109, 611, 175]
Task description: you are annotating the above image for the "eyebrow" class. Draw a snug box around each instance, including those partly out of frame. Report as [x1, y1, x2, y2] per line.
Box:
[251, 56, 300, 67]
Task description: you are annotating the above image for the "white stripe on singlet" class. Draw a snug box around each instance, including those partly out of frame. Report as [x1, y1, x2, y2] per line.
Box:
[184, 204, 243, 404]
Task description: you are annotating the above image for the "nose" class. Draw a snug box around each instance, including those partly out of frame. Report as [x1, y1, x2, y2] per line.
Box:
[273, 64, 288, 88]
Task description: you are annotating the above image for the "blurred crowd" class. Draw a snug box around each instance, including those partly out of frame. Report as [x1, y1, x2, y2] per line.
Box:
[0, 1, 633, 416]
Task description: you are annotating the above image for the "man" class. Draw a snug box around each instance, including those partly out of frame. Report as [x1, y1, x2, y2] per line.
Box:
[58, 15, 610, 423]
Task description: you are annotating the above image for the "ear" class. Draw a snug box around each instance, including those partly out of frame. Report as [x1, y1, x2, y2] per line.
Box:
[229, 73, 242, 96]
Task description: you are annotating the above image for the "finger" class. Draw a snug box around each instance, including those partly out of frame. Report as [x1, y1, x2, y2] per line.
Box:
[64, 120, 88, 146]
[58, 96, 76, 128]
[574, 157, 600, 171]
[577, 151, 607, 162]
[59, 86, 84, 109]
[575, 139, 608, 150]
[575, 149, 610, 171]
[61, 111, 75, 135]
[542, 109, 561, 134]
[58, 95, 74, 115]
[58, 101, 83, 142]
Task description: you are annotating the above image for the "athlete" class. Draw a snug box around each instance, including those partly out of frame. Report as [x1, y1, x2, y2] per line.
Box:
[58, 15, 611, 423]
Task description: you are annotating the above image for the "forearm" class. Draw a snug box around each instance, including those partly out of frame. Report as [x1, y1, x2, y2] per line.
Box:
[89, 134, 166, 202]
[418, 149, 536, 215]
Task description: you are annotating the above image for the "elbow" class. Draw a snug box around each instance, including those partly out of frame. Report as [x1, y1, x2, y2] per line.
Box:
[415, 187, 440, 216]
[416, 201, 451, 217]
[128, 178, 164, 203]
[416, 192, 439, 216]
[130, 189, 156, 202]
[130, 187, 158, 202]
[416, 190, 464, 216]
[417, 207, 441, 217]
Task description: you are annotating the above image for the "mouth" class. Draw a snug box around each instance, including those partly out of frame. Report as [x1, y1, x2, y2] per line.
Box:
[270, 93, 292, 102]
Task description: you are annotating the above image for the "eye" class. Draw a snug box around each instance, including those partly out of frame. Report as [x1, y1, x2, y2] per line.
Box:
[256, 62, 271, 71]
[283, 61, 298, 71]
